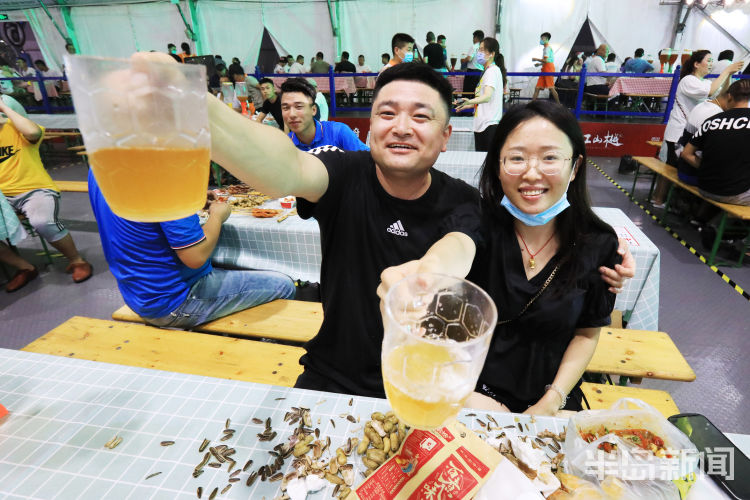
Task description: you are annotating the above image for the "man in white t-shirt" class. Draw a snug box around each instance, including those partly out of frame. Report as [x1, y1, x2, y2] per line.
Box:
[711, 50, 733, 76]
[289, 55, 305, 74]
[584, 45, 610, 96]
[355, 54, 374, 91]
[461, 30, 484, 94]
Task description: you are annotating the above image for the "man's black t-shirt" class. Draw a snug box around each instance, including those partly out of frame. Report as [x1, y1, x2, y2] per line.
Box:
[424, 43, 446, 69]
[297, 148, 482, 397]
[334, 60, 356, 73]
[259, 97, 283, 129]
[690, 107, 750, 196]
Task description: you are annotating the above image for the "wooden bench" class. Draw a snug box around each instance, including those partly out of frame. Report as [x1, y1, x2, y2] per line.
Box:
[587, 327, 695, 384]
[113, 302, 689, 384]
[112, 299, 323, 344]
[22, 316, 305, 387]
[55, 180, 88, 193]
[633, 156, 750, 266]
[581, 382, 680, 418]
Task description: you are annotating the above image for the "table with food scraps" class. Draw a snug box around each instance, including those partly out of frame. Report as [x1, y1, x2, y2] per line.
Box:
[212, 204, 659, 331]
[0, 348, 738, 499]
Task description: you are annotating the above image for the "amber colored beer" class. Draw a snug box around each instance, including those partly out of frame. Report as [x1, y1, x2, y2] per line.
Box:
[237, 95, 249, 102]
[89, 147, 210, 222]
[383, 342, 473, 430]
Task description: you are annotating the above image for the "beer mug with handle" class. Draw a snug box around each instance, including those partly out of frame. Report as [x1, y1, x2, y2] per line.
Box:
[65, 54, 210, 222]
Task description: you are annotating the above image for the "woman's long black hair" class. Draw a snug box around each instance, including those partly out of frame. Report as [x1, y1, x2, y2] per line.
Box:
[680, 50, 711, 81]
[481, 37, 507, 88]
[478, 100, 616, 290]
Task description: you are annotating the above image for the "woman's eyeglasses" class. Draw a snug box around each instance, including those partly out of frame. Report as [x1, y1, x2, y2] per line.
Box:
[501, 154, 574, 176]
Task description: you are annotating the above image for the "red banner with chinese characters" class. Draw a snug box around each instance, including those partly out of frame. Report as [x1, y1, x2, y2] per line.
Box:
[332, 117, 666, 158]
[580, 122, 666, 157]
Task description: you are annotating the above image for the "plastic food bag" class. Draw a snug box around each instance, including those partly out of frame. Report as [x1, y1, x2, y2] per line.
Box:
[563, 398, 699, 500]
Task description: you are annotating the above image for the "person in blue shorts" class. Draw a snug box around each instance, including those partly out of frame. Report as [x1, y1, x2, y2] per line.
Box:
[88, 169, 295, 328]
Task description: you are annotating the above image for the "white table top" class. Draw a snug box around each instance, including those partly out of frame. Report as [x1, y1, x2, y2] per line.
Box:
[0, 348, 737, 499]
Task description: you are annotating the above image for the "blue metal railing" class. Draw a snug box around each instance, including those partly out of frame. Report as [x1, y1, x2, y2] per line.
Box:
[2, 65, 746, 121]
[255, 64, 748, 122]
[0, 72, 73, 114]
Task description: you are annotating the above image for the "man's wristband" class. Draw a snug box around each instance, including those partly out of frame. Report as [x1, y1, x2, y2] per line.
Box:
[545, 384, 568, 410]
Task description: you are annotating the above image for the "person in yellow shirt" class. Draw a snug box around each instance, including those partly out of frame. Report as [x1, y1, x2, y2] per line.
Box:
[0, 98, 92, 286]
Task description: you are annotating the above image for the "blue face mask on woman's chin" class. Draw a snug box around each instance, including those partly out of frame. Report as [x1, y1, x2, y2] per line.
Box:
[500, 168, 577, 226]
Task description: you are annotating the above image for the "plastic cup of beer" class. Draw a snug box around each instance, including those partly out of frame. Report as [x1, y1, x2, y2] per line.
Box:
[64, 54, 210, 222]
[235, 82, 249, 115]
[381, 274, 497, 430]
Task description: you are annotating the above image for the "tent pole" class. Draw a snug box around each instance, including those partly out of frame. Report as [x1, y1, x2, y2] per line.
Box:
[38, 1, 68, 44]
[55, 0, 79, 53]
[326, 0, 340, 57]
[494, 0, 502, 40]
[187, 0, 202, 55]
[693, 7, 750, 54]
[669, 4, 690, 49]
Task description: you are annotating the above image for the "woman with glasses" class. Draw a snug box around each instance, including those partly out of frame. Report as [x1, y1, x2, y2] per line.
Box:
[465, 100, 621, 415]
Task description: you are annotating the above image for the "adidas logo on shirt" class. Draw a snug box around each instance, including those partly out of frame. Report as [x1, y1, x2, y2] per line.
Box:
[387, 220, 408, 237]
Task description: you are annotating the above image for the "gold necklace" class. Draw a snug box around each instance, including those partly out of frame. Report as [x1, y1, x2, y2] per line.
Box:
[515, 229, 556, 269]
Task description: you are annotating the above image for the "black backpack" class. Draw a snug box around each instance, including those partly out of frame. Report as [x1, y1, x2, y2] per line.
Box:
[618, 155, 638, 174]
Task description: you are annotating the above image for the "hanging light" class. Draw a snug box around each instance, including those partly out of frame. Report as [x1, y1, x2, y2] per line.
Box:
[685, 0, 695, 5]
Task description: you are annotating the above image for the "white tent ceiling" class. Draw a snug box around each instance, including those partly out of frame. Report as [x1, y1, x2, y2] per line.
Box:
[1, 0, 748, 78]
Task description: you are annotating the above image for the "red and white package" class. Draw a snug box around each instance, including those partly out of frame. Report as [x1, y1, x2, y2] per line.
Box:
[351, 421, 502, 500]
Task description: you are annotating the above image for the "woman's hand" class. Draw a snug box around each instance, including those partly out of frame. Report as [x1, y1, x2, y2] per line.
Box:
[466, 392, 511, 412]
[599, 238, 635, 293]
[455, 100, 473, 112]
[524, 391, 560, 416]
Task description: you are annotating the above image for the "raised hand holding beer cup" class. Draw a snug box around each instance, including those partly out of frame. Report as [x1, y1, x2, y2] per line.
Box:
[381, 273, 497, 430]
[64, 53, 210, 222]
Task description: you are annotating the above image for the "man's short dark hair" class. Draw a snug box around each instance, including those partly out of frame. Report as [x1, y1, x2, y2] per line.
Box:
[374, 62, 453, 122]
[391, 33, 415, 53]
[341, 51, 350, 60]
[635, 48, 645, 58]
[181, 42, 190, 52]
[541, 32, 551, 40]
[473, 30, 484, 41]
[358, 54, 365, 59]
[259, 77, 275, 87]
[168, 43, 176, 49]
[437, 35, 446, 43]
[607, 53, 616, 62]
[280, 77, 316, 103]
[316, 51, 324, 59]
[297, 55, 304, 61]
[718, 50, 734, 61]
[727, 79, 750, 102]
[381, 53, 390, 59]
[34, 59, 45, 66]
[426, 31, 435, 43]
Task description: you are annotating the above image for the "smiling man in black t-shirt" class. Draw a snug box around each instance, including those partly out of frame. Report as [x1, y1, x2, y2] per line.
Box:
[206, 63, 481, 397]
[682, 80, 750, 205]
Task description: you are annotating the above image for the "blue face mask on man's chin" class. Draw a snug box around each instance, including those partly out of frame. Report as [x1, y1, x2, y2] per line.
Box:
[403, 52, 414, 63]
[499, 168, 577, 226]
